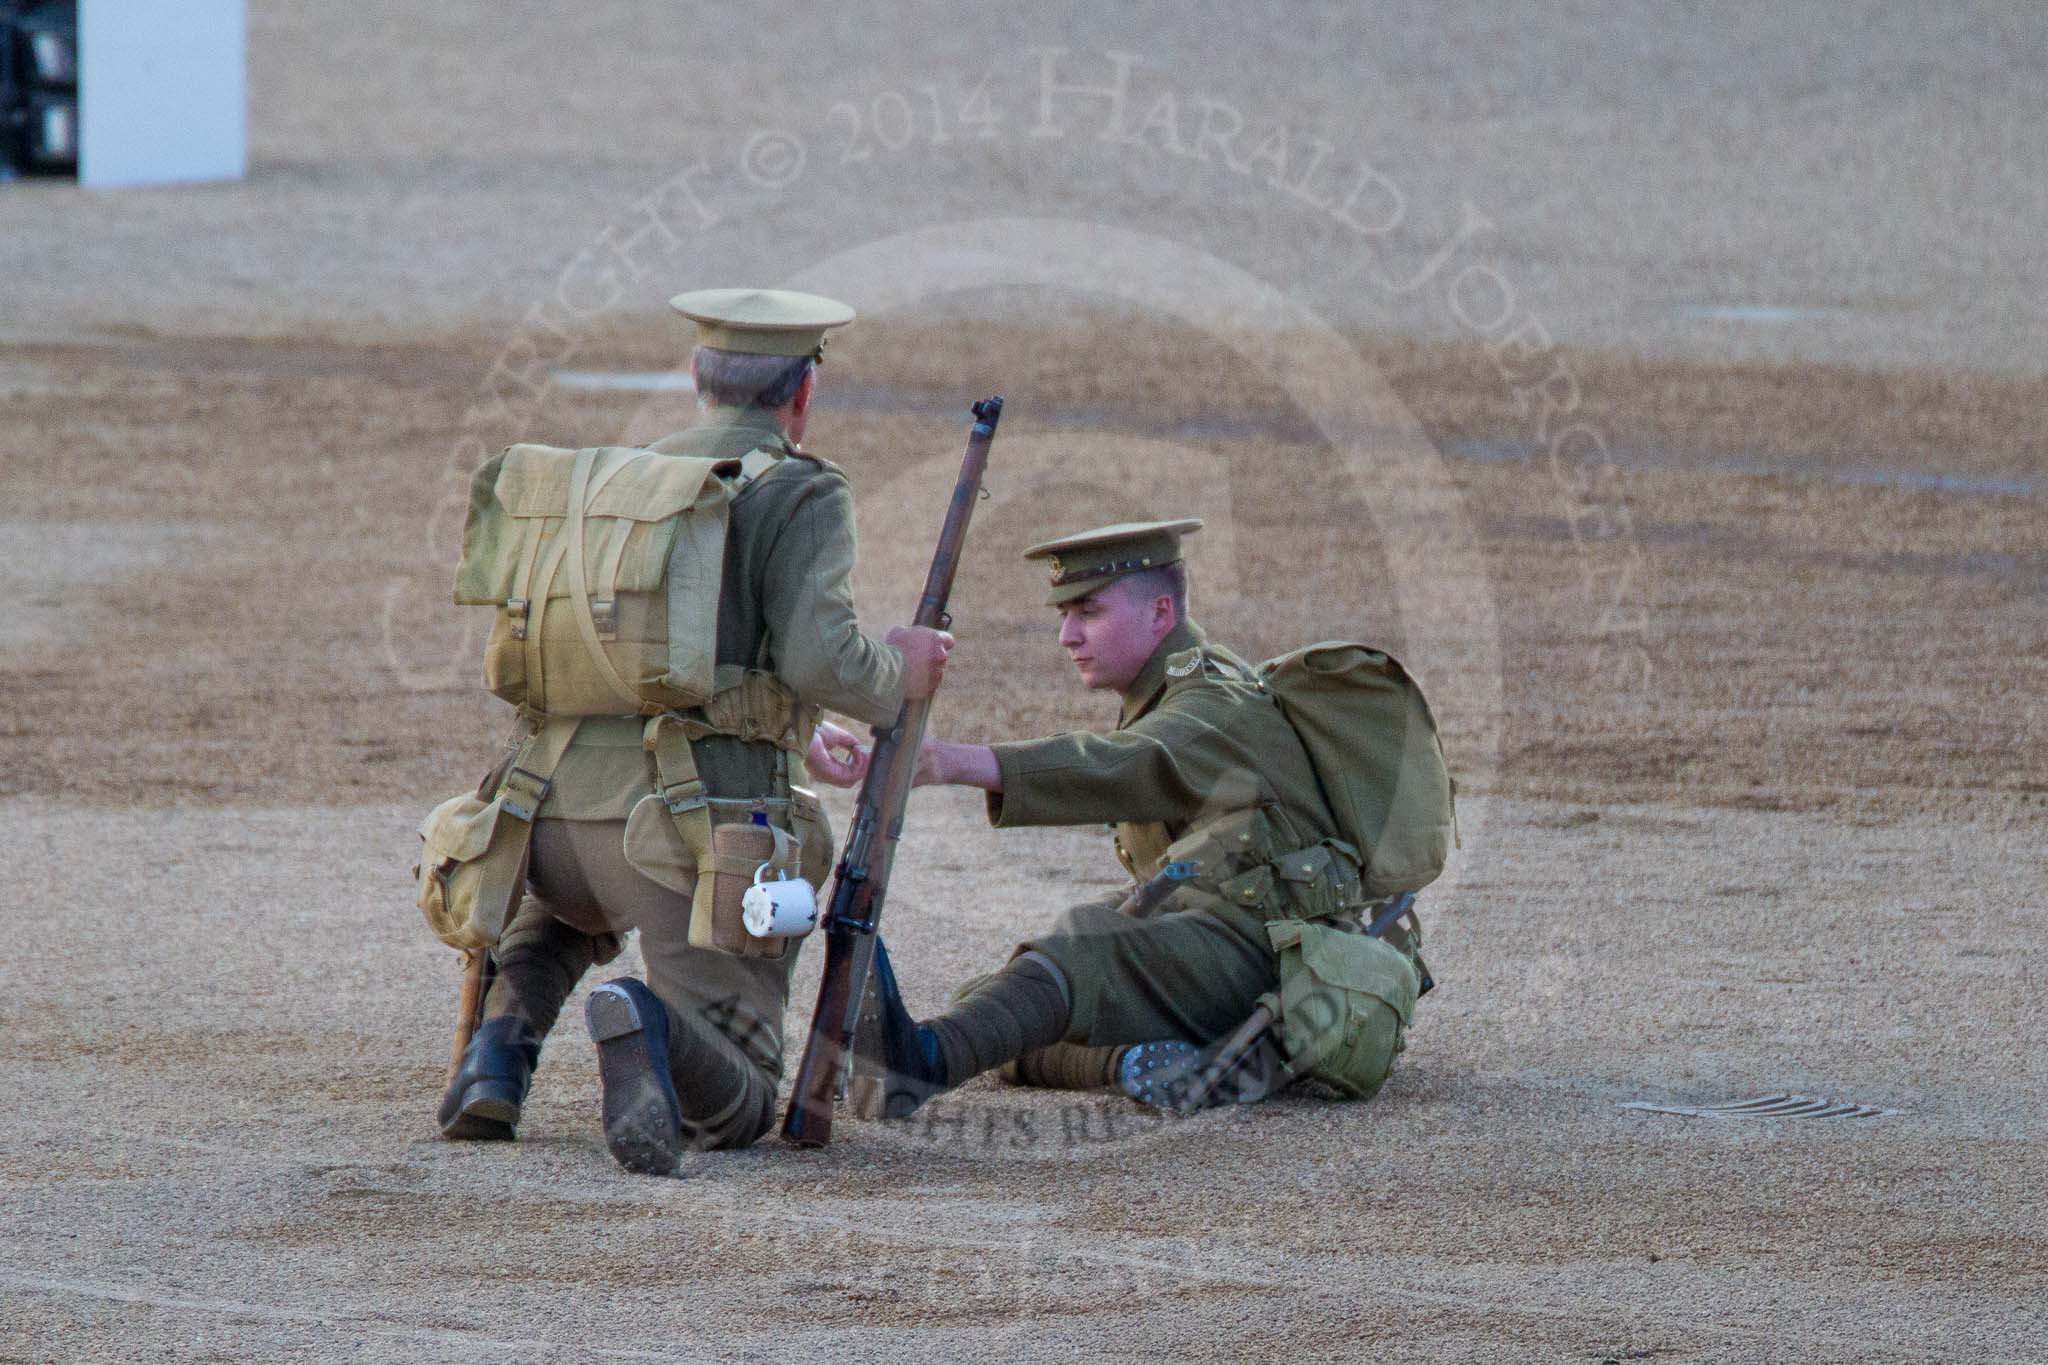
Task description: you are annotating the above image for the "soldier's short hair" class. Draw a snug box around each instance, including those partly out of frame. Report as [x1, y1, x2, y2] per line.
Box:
[692, 345, 815, 409]
[1110, 562, 1188, 622]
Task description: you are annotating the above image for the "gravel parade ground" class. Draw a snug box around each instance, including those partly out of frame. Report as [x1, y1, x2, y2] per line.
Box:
[1, 5, 2042, 1361]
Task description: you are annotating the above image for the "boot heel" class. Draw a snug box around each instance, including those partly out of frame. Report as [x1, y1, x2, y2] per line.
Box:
[459, 1081, 523, 1126]
[585, 987, 644, 1043]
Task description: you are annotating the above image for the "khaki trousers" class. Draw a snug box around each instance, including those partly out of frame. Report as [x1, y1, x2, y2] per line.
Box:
[1022, 897, 1280, 1048]
[483, 818, 796, 1149]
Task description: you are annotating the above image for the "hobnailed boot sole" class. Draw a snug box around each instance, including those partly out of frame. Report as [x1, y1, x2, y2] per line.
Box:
[1118, 1040, 1204, 1111]
[585, 985, 684, 1176]
[1119, 1034, 1283, 1114]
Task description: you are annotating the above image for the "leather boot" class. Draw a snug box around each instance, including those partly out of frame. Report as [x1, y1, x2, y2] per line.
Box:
[858, 938, 951, 1120]
[1118, 1028, 1285, 1114]
[860, 945, 1070, 1120]
[437, 1015, 541, 1141]
[585, 978, 685, 1176]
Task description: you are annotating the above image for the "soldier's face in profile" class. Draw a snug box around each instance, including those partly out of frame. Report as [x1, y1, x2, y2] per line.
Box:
[1056, 581, 1173, 693]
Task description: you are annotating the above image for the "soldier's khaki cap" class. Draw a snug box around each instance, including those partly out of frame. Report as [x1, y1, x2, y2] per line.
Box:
[1024, 518, 1203, 605]
[669, 287, 856, 360]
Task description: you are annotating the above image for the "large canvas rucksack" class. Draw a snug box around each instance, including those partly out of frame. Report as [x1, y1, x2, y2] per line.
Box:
[420, 439, 806, 957]
[453, 442, 773, 717]
[1257, 643, 1456, 897]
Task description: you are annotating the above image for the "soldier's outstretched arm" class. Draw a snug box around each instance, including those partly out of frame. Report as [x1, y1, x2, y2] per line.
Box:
[901, 715, 1214, 829]
[804, 723, 990, 789]
[981, 702, 1243, 828]
[914, 737, 1002, 791]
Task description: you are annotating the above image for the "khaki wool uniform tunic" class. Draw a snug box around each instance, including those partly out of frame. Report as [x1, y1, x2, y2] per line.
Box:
[485, 407, 904, 1147]
[987, 619, 1357, 1046]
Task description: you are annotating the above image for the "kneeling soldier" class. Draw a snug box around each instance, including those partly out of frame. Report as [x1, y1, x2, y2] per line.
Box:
[429, 289, 953, 1172]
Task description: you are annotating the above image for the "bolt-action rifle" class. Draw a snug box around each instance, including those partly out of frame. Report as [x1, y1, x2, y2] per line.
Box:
[783, 396, 1003, 1147]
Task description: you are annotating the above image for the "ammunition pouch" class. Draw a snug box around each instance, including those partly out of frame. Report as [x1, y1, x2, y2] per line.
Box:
[1156, 808, 1365, 923]
[1269, 841, 1366, 922]
[1264, 918, 1418, 1101]
[663, 667, 814, 754]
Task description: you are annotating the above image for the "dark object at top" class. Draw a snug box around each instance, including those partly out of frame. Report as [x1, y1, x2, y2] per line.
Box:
[1, 1, 77, 176]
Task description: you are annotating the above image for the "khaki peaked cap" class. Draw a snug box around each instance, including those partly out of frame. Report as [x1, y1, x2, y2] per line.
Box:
[1023, 519, 1204, 605]
[670, 288, 855, 360]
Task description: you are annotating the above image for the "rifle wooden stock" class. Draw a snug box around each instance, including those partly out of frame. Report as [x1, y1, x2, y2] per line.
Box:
[783, 396, 1003, 1148]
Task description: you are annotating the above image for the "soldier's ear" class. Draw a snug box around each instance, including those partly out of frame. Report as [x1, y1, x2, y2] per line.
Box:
[790, 366, 816, 418]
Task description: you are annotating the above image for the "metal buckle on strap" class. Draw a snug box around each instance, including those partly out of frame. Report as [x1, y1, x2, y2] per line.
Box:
[661, 777, 707, 815]
[505, 597, 530, 641]
[590, 598, 617, 638]
[499, 767, 553, 821]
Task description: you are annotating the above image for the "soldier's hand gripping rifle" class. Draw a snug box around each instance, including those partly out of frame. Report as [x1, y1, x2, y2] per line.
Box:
[782, 396, 1003, 1148]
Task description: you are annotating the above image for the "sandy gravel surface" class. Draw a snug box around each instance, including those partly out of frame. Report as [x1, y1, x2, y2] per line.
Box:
[0, 790, 2041, 1364]
[2, 5, 2045, 1362]
[0, 318, 2040, 1362]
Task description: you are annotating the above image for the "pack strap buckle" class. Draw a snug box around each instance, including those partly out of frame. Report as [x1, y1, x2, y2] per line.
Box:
[661, 777, 707, 816]
[499, 767, 553, 822]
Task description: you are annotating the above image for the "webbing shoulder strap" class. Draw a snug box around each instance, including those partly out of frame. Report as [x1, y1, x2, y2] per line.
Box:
[495, 715, 579, 822]
[564, 447, 653, 713]
[731, 445, 781, 493]
[464, 715, 580, 936]
[644, 712, 713, 868]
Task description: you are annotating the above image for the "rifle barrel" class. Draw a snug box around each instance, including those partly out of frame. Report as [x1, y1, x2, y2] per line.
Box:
[783, 396, 1002, 1147]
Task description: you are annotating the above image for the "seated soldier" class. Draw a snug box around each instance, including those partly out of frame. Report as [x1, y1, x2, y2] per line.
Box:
[806, 519, 1427, 1116]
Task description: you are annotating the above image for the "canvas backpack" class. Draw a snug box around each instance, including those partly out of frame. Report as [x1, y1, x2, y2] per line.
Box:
[1256, 642, 1456, 898]
[416, 440, 805, 957]
[451, 441, 779, 718]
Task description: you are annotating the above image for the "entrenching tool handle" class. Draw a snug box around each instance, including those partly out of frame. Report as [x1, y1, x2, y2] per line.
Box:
[445, 948, 495, 1088]
[783, 397, 1003, 1148]
[1178, 890, 1420, 1111]
[1117, 860, 1195, 918]
[1179, 1003, 1278, 1114]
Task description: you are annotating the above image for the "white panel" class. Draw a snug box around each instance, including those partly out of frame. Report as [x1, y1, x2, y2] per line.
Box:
[79, 0, 246, 187]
